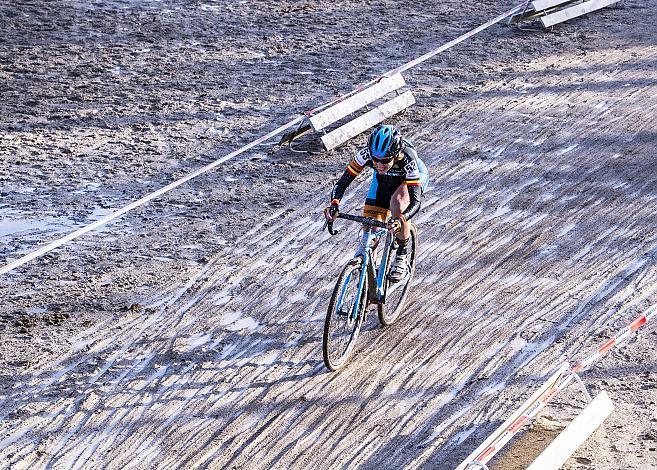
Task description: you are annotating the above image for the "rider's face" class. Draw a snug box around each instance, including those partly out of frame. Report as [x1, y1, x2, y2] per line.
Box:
[373, 157, 395, 174]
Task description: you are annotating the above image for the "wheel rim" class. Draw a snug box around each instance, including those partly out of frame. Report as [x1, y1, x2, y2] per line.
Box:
[326, 263, 363, 368]
[381, 229, 416, 324]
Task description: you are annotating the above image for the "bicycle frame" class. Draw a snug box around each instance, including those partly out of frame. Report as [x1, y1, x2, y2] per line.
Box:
[337, 228, 391, 322]
[363, 227, 393, 294]
[323, 212, 416, 370]
[325, 213, 394, 321]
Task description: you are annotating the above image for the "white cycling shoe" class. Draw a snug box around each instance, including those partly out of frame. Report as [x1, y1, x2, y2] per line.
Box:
[388, 252, 409, 283]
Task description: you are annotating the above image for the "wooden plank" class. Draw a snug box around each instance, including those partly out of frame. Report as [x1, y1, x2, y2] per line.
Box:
[531, 0, 576, 12]
[320, 91, 415, 151]
[455, 363, 570, 470]
[540, 0, 619, 28]
[527, 391, 614, 470]
[309, 73, 405, 131]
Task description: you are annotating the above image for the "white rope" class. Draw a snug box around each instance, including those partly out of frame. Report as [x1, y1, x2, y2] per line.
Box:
[0, 2, 528, 276]
[388, 2, 528, 77]
[0, 117, 303, 276]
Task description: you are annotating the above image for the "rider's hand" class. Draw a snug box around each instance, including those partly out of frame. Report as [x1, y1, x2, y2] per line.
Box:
[324, 199, 339, 222]
[387, 216, 404, 234]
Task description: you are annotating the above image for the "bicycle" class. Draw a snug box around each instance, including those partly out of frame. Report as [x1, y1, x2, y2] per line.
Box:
[322, 212, 418, 371]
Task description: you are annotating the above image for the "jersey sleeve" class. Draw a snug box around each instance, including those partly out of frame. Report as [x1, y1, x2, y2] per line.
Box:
[330, 148, 370, 202]
[346, 148, 369, 177]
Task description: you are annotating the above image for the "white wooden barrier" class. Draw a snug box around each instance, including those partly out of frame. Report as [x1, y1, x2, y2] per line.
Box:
[456, 307, 655, 470]
[308, 74, 406, 132]
[321, 91, 416, 151]
[540, 0, 620, 27]
[510, 0, 619, 28]
[279, 73, 415, 151]
[532, 0, 574, 11]
[456, 363, 570, 470]
[527, 391, 614, 469]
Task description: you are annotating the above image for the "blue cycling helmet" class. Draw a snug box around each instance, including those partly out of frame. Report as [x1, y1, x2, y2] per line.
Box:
[368, 124, 402, 160]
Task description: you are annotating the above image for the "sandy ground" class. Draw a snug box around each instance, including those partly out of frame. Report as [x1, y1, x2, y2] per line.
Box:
[1, 0, 656, 468]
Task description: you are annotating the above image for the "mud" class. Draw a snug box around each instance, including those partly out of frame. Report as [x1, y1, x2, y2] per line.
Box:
[1, 0, 656, 468]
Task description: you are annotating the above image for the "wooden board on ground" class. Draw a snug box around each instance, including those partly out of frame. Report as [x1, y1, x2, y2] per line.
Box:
[455, 363, 570, 470]
[531, 0, 576, 12]
[527, 391, 615, 470]
[320, 91, 415, 151]
[308, 73, 406, 132]
[540, 0, 619, 27]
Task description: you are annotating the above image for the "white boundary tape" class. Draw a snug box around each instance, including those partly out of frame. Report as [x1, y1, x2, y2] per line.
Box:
[0, 1, 529, 277]
[0, 117, 302, 276]
[457, 306, 657, 469]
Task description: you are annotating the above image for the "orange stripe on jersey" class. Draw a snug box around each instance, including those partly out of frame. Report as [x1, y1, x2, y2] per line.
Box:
[405, 179, 421, 186]
[346, 161, 363, 176]
[350, 160, 364, 171]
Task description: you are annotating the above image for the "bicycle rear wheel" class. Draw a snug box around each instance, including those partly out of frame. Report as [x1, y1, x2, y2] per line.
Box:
[323, 257, 367, 371]
[378, 224, 418, 326]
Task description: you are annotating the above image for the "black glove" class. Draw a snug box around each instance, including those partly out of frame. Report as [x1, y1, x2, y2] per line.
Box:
[324, 199, 339, 222]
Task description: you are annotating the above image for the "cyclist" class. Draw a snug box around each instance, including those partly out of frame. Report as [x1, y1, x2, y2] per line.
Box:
[324, 124, 429, 282]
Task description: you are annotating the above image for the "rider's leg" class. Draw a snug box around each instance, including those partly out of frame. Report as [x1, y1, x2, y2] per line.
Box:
[388, 184, 411, 281]
[390, 184, 411, 241]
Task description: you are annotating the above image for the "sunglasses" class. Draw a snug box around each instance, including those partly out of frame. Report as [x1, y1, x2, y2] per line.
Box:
[372, 156, 394, 164]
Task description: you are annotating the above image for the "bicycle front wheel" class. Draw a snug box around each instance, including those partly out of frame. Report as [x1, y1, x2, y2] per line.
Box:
[378, 224, 418, 326]
[323, 257, 367, 371]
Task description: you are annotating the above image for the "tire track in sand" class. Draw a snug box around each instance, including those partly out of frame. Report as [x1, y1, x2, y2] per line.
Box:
[1, 45, 657, 469]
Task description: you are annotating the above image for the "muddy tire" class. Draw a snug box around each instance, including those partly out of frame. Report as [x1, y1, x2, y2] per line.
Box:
[323, 257, 367, 371]
[378, 224, 418, 326]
